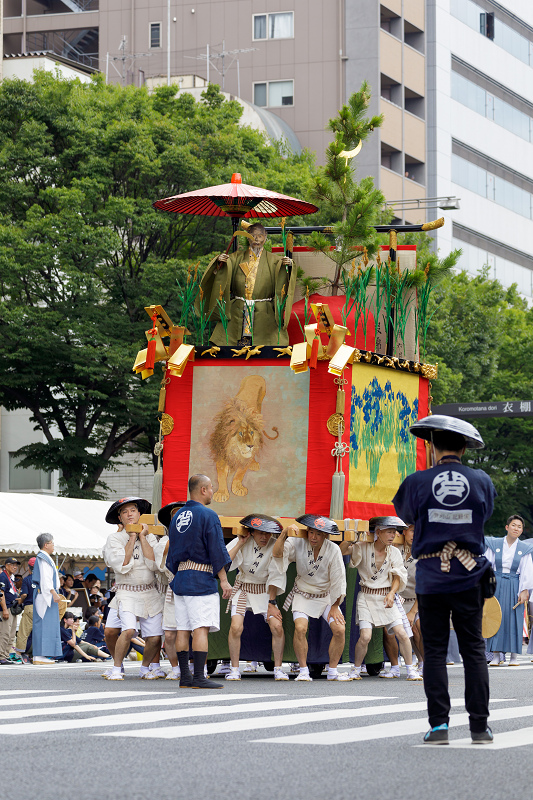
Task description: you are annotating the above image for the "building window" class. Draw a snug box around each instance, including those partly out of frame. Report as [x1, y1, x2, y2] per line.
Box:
[451, 153, 533, 219]
[150, 22, 161, 49]
[253, 12, 294, 41]
[452, 237, 533, 299]
[450, 0, 533, 67]
[254, 80, 293, 108]
[9, 453, 52, 492]
[451, 71, 532, 143]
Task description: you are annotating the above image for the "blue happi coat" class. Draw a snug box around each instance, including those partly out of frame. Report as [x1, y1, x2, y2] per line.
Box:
[393, 461, 496, 594]
[166, 501, 231, 596]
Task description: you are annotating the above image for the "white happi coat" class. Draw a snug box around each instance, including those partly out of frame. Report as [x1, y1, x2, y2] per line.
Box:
[397, 543, 417, 613]
[103, 530, 164, 619]
[276, 537, 346, 618]
[350, 542, 407, 627]
[228, 537, 286, 615]
[153, 535, 176, 629]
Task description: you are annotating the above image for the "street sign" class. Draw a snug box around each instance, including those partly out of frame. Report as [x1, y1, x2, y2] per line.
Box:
[432, 401, 533, 419]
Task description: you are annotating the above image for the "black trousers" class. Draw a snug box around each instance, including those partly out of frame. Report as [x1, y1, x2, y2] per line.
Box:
[417, 583, 489, 733]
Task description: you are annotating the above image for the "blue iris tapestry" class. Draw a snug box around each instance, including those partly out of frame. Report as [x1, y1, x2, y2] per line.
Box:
[348, 363, 420, 505]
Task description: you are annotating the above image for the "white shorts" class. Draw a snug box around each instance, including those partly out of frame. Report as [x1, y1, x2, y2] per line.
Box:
[163, 597, 177, 631]
[174, 593, 220, 633]
[231, 599, 268, 622]
[402, 598, 419, 623]
[293, 605, 335, 625]
[105, 607, 126, 631]
[107, 606, 164, 637]
[359, 617, 403, 635]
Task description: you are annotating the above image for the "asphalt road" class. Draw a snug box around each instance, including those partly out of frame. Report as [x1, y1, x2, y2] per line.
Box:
[1, 655, 532, 800]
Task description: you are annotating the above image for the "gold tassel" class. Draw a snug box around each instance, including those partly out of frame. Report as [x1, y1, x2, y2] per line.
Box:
[336, 387, 345, 414]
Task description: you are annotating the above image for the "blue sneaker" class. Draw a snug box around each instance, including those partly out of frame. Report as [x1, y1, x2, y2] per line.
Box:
[423, 723, 449, 744]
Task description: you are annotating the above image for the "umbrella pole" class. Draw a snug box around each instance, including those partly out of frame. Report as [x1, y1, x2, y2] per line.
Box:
[232, 216, 239, 252]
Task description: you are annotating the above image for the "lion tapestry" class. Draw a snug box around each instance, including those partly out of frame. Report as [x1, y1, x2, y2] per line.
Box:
[188, 365, 310, 516]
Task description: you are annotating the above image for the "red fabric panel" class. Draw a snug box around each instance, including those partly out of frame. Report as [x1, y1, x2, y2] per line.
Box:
[161, 366, 193, 505]
[417, 375, 430, 471]
[304, 360, 347, 514]
[288, 293, 375, 351]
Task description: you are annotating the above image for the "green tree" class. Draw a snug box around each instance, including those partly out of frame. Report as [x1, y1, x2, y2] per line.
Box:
[0, 72, 317, 497]
[425, 267, 533, 533]
[305, 83, 386, 294]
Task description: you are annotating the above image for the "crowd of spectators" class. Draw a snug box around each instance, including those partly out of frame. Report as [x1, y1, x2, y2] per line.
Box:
[0, 557, 143, 665]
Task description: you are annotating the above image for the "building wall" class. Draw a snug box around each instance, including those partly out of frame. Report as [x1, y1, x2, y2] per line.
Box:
[0, 408, 60, 494]
[98, 0, 342, 161]
[427, 0, 533, 299]
[345, 0, 427, 224]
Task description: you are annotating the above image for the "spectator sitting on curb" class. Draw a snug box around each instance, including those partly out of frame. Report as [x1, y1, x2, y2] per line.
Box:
[83, 615, 109, 652]
[60, 612, 110, 663]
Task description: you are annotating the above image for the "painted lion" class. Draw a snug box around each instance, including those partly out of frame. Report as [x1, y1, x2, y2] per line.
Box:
[210, 375, 278, 502]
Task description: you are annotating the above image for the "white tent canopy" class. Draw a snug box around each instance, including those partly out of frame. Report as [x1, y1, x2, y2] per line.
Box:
[0, 493, 113, 559]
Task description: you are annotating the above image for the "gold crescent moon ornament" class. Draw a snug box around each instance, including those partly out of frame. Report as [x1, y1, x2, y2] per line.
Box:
[339, 139, 363, 165]
[160, 413, 174, 436]
[482, 596, 502, 639]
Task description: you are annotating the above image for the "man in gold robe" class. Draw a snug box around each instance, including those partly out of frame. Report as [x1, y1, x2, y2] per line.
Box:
[197, 223, 296, 347]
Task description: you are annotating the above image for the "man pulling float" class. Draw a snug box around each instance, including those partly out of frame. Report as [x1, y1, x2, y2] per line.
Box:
[272, 515, 348, 682]
[225, 514, 288, 681]
[340, 517, 420, 681]
[103, 497, 164, 681]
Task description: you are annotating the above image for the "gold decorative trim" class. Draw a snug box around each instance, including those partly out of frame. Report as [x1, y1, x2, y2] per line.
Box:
[421, 363, 438, 379]
[421, 217, 445, 231]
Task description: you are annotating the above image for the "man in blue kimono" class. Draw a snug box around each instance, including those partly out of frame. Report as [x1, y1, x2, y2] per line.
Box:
[485, 514, 533, 665]
[166, 474, 232, 689]
[393, 415, 496, 745]
[32, 534, 63, 664]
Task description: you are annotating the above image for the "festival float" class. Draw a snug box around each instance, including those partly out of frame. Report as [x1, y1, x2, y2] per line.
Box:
[131, 170, 443, 676]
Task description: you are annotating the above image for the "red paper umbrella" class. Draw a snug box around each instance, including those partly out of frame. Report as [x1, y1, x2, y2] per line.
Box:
[153, 173, 318, 221]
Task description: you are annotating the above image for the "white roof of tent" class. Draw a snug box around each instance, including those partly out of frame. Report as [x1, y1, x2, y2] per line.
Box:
[0, 493, 113, 558]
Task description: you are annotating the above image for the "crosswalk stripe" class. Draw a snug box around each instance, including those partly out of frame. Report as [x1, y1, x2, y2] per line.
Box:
[0, 695, 386, 735]
[97, 700, 431, 740]
[0, 690, 173, 708]
[0, 693, 276, 721]
[251, 701, 528, 745]
[0, 690, 55, 697]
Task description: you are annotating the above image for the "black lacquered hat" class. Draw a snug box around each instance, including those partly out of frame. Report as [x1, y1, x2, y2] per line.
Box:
[239, 514, 283, 536]
[369, 516, 407, 532]
[296, 514, 339, 535]
[410, 414, 484, 449]
[158, 501, 186, 530]
[105, 497, 151, 525]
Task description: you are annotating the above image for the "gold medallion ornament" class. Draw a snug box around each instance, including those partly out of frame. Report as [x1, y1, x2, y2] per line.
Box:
[327, 413, 345, 436]
[160, 413, 174, 436]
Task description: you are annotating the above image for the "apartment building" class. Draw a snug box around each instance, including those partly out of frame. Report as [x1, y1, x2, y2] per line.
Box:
[427, 0, 533, 298]
[2, 0, 426, 220]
